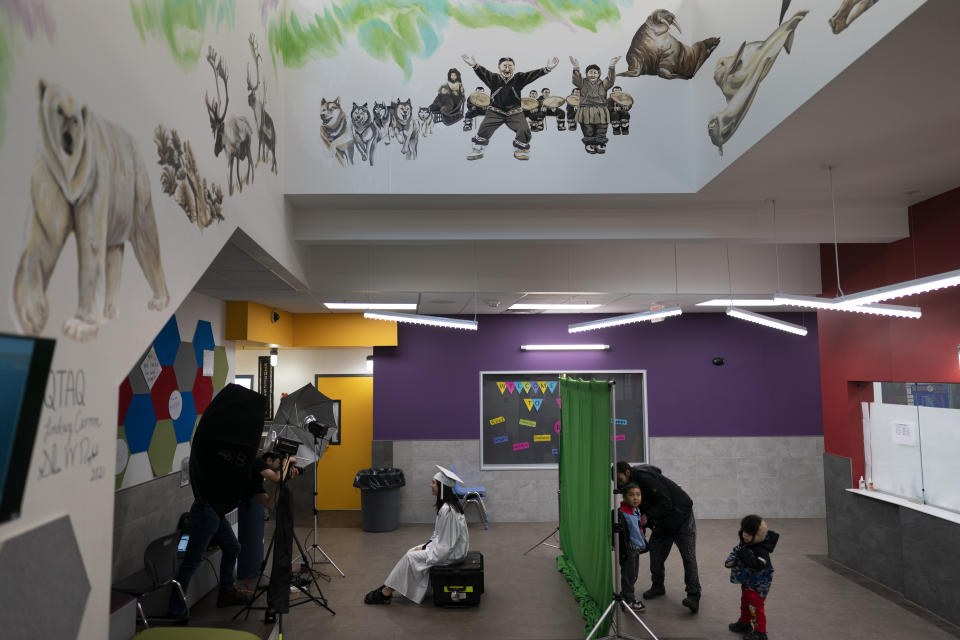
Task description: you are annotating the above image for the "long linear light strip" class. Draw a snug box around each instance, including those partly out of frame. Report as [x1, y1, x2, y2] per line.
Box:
[568, 306, 682, 333]
[363, 310, 478, 330]
[509, 303, 602, 310]
[325, 302, 417, 310]
[520, 344, 610, 351]
[833, 268, 960, 308]
[726, 307, 808, 336]
[774, 294, 922, 319]
[695, 298, 780, 307]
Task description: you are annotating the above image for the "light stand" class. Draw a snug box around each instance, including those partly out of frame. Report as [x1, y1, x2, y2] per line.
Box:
[295, 434, 345, 578]
[586, 380, 659, 640]
[234, 462, 335, 625]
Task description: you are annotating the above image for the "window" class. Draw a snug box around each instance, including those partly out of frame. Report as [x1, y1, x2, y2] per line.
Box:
[862, 382, 960, 513]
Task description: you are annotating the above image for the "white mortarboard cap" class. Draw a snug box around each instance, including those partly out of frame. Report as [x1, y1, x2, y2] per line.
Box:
[433, 465, 464, 488]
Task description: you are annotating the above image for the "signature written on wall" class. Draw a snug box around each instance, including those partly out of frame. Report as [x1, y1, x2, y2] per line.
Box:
[36, 369, 106, 482]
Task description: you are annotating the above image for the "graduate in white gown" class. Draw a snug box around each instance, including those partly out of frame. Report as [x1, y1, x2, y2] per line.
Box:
[364, 466, 470, 604]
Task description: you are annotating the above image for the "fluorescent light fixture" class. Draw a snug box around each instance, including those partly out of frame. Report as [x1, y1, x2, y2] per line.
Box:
[364, 310, 478, 330]
[366, 355, 374, 372]
[520, 344, 610, 351]
[726, 307, 808, 336]
[568, 306, 682, 333]
[696, 298, 780, 307]
[269, 348, 278, 367]
[509, 303, 602, 310]
[834, 268, 960, 308]
[774, 293, 922, 318]
[324, 302, 417, 310]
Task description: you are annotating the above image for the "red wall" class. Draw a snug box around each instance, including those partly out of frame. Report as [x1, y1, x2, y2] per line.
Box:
[818, 186, 960, 486]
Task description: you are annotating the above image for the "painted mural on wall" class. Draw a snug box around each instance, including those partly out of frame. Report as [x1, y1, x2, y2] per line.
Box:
[268, 0, 624, 79]
[204, 45, 254, 194]
[130, 0, 237, 71]
[707, 11, 809, 156]
[115, 315, 229, 489]
[11, 80, 171, 342]
[155, 125, 225, 229]
[617, 9, 720, 80]
[0, 0, 55, 147]
[246, 34, 277, 173]
[829, 0, 878, 34]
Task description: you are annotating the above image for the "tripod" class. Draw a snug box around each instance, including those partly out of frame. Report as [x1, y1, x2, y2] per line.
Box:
[587, 380, 657, 640]
[234, 471, 335, 625]
[523, 490, 561, 555]
[293, 438, 345, 578]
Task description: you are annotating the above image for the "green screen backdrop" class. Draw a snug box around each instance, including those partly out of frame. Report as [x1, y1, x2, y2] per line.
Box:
[557, 378, 613, 636]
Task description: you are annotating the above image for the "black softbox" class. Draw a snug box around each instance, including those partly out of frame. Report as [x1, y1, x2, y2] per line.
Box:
[190, 383, 266, 515]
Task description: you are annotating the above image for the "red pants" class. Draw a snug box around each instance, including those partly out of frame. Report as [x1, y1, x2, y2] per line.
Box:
[739, 586, 766, 633]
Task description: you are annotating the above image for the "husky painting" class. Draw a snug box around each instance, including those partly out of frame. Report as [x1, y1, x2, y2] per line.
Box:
[372, 101, 390, 145]
[418, 106, 433, 138]
[319, 97, 355, 167]
[351, 102, 377, 166]
[388, 98, 418, 160]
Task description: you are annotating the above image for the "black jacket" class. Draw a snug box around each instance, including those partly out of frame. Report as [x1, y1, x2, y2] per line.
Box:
[736, 529, 779, 572]
[627, 465, 693, 533]
[472, 64, 550, 111]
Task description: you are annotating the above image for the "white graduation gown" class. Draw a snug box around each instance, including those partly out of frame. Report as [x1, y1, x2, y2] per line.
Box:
[384, 503, 469, 603]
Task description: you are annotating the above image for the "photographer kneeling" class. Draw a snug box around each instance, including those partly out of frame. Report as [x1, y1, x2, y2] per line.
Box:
[168, 452, 298, 619]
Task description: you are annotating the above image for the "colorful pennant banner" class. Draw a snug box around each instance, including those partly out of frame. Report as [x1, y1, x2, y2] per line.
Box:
[506, 382, 515, 394]
[496, 381, 507, 394]
[524, 398, 534, 411]
[522, 381, 531, 393]
[532, 398, 543, 411]
[538, 381, 548, 393]
[546, 381, 558, 393]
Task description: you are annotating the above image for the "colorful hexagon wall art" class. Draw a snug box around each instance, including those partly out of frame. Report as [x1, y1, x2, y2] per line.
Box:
[116, 314, 227, 488]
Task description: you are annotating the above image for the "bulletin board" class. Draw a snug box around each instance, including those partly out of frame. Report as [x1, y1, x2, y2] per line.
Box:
[480, 370, 647, 470]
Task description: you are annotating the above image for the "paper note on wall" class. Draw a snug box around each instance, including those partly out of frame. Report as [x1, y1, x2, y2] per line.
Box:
[493, 435, 509, 444]
[892, 421, 918, 447]
[202, 350, 214, 376]
[489, 416, 505, 425]
[140, 346, 161, 388]
[534, 434, 551, 442]
[513, 442, 530, 451]
[519, 419, 536, 427]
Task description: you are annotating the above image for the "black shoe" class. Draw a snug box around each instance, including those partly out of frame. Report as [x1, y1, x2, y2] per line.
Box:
[642, 585, 666, 599]
[364, 586, 392, 605]
[264, 608, 277, 624]
[682, 594, 700, 613]
[729, 621, 752, 633]
[743, 632, 767, 640]
[216, 587, 250, 608]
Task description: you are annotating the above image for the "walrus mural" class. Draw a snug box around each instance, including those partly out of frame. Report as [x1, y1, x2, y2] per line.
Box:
[706, 10, 808, 156]
[618, 9, 720, 80]
[13, 81, 171, 342]
[829, 0, 879, 34]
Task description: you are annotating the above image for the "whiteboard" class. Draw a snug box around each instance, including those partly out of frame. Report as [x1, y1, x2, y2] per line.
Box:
[917, 405, 960, 513]
[866, 401, 923, 501]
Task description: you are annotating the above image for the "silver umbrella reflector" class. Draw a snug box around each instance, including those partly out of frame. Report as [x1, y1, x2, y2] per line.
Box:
[271, 384, 340, 466]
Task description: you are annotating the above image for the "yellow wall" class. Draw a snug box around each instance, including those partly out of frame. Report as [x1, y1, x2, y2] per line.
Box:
[313, 376, 373, 510]
[225, 304, 396, 347]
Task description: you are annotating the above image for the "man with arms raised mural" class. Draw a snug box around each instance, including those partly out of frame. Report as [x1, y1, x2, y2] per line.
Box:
[461, 54, 559, 161]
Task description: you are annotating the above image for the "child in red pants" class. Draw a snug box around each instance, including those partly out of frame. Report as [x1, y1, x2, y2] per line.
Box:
[724, 515, 779, 640]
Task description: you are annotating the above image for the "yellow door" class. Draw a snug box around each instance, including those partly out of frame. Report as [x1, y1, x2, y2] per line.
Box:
[313, 375, 372, 510]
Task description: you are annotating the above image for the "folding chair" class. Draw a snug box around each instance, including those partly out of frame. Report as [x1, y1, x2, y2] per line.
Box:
[113, 531, 188, 628]
[450, 465, 489, 529]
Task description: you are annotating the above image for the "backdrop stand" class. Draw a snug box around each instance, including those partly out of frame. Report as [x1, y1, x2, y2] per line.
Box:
[587, 380, 659, 640]
[523, 490, 561, 555]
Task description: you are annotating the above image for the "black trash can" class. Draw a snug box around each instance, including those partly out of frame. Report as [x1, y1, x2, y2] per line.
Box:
[354, 468, 406, 532]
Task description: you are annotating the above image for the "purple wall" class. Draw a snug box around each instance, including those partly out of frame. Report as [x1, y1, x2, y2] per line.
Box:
[373, 312, 823, 440]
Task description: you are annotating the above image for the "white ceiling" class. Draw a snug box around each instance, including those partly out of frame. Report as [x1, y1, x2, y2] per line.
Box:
[193, 0, 960, 316]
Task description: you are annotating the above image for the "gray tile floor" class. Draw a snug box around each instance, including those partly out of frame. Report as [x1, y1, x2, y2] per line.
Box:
[180, 517, 959, 640]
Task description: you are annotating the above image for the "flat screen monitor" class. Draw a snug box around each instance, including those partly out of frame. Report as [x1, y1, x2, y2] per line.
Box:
[0, 333, 55, 525]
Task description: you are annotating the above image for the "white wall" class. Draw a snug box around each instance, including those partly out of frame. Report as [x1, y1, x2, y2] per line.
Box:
[283, 0, 923, 194]
[0, 4, 292, 637]
[235, 348, 371, 415]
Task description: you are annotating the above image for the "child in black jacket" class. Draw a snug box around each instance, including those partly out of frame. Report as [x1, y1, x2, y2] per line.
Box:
[725, 514, 779, 640]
